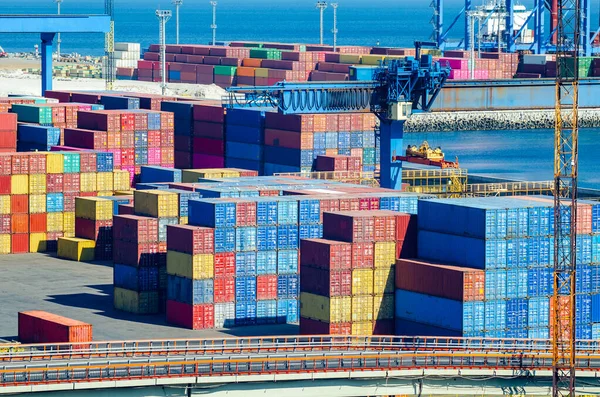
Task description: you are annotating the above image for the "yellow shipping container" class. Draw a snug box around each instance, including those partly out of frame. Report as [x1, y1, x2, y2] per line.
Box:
[179, 216, 188, 225]
[75, 197, 113, 221]
[300, 292, 352, 323]
[96, 172, 114, 192]
[29, 194, 46, 214]
[221, 170, 240, 178]
[182, 169, 216, 182]
[374, 241, 396, 268]
[254, 68, 270, 78]
[373, 294, 394, 320]
[63, 212, 75, 235]
[351, 295, 374, 322]
[0, 234, 10, 254]
[339, 54, 362, 64]
[80, 173, 97, 192]
[11, 175, 28, 195]
[113, 170, 131, 191]
[114, 190, 133, 196]
[97, 191, 114, 197]
[46, 212, 64, 232]
[360, 55, 385, 65]
[351, 321, 373, 336]
[46, 153, 64, 173]
[352, 269, 374, 295]
[29, 174, 46, 194]
[114, 287, 159, 314]
[373, 267, 395, 295]
[134, 190, 178, 218]
[30, 233, 47, 253]
[0, 195, 10, 215]
[167, 251, 214, 279]
[57, 237, 95, 261]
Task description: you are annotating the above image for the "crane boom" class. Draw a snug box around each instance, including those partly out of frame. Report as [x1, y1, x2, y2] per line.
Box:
[223, 54, 450, 190]
[552, 0, 579, 396]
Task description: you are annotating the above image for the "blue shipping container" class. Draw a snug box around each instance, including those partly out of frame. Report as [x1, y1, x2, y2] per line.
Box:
[96, 152, 114, 172]
[277, 275, 299, 299]
[236, 227, 257, 251]
[189, 199, 236, 228]
[484, 299, 506, 332]
[257, 226, 277, 251]
[256, 300, 277, 324]
[236, 276, 257, 301]
[46, 193, 64, 213]
[214, 227, 235, 253]
[114, 264, 159, 292]
[226, 141, 262, 161]
[235, 301, 257, 325]
[277, 250, 298, 274]
[167, 275, 213, 305]
[256, 251, 277, 275]
[277, 299, 299, 324]
[277, 199, 298, 225]
[140, 166, 182, 183]
[395, 289, 463, 331]
[277, 224, 299, 250]
[235, 252, 257, 276]
[297, 199, 320, 225]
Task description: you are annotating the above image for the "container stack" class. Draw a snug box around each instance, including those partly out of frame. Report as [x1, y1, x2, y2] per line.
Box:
[114, 42, 141, 81]
[224, 108, 269, 173]
[0, 113, 17, 152]
[165, 224, 216, 329]
[190, 103, 226, 168]
[299, 210, 413, 335]
[2, 151, 131, 255]
[66, 109, 175, 183]
[74, 197, 114, 260]
[112, 214, 163, 314]
[264, 112, 377, 174]
[408, 196, 600, 339]
[18, 311, 92, 344]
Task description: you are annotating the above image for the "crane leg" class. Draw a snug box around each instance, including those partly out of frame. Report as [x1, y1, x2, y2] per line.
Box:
[40, 33, 56, 96]
[379, 120, 405, 190]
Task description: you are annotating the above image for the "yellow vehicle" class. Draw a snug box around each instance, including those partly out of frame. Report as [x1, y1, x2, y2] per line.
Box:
[406, 141, 445, 161]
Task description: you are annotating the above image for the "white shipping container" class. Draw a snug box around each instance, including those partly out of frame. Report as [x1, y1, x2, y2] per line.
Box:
[115, 42, 141, 52]
[115, 60, 139, 68]
[114, 51, 140, 61]
[522, 54, 549, 65]
[215, 302, 235, 328]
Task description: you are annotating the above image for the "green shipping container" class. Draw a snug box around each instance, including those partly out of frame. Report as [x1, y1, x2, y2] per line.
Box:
[214, 65, 238, 76]
[63, 153, 81, 174]
[243, 43, 263, 48]
[10, 104, 53, 124]
[559, 57, 593, 78]
[250, 48, 282, 60]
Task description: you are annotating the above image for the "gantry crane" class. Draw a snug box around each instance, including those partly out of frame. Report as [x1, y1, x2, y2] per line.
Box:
[552, 0, 580, 396]
[222, 42, 450, 190]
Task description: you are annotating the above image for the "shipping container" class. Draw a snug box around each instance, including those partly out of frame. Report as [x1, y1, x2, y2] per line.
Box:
[18, 311, 92, 344]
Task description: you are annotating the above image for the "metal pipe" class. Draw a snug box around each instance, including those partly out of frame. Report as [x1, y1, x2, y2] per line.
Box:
[156, 10, 172, 95]
[551, 0, 558, 44]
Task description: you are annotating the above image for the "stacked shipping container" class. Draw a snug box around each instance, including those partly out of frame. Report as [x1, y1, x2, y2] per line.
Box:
[402, 196, 600, 339]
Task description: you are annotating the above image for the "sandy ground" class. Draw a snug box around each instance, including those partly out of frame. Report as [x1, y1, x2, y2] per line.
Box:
[0, 60, 226, 100]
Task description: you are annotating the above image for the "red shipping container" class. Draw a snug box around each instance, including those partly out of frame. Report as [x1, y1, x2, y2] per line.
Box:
[192, 104, 225, 123]
[0, 113, 17, 131]
[147, 130, 161, 147]
[12, 233, 29, 253]
[338, 198, 360, 211]
[264, 129, 313, 150]
[63, 193, 77, 212]
[192, 153, 224, 168]
[0, 131, 16, 149]
[11, 195, 28, 214]
[112, 215, 159, 243]
[265, 113, 313, 132]
[299, 317, 351, 335]
[75, 218, 113, 242]
[0, 154, 11, 175]
[214, 277, 235, 303]
[230, 200, 257, 226]
[11, 154, 29, 174]
[395, 258, 485, 302]
[118, 203, 135, 215]
[0, 175, 9, 194]
[113, 240, 160, 267]
[166, 301, 214, 330]
[77, 110, 120, 132]
[28, 154, 46, 174]
[347, 156, 362, 172]
[323, 211, 376, 242]
[299, 238, 351, 270]
[256, 275, 278, 300]
[18, 311, 92, 343]
[63, 173, 80, 193]
[79, 152, 97, 173]
[351, 242, 374, 269]
[30, 213, 47, 233]
[64, 128, 108, 149]
[160, 129, 174, 147]
[319, 198, 340, 221]
[315, 155, 347, 172]
[0, 214, 10, 234]
[300, 266, 352, 297]
[166, 225, 214, 255]
[192, 121, 225, 139]
[395, 213, 417, 241]
[192, 137, 225, 156]
[214, 252, 235, 278]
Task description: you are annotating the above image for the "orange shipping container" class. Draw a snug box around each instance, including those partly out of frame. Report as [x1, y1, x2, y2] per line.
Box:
[11, 213, 28, 234]
[18, 310, 93, 344]
[237, 66, 256, 77]
[242, 58, 263, 68]
[550, 296, 572, 342]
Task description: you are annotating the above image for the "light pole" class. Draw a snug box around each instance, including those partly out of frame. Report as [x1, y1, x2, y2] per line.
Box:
[172, 0, 183, 45]
[316, 1, 327, 45]
[156, 10, 172, 95]
[331, 3, 338, 51]
[55, 0, 62, 59]
[210, 1, 217, 46]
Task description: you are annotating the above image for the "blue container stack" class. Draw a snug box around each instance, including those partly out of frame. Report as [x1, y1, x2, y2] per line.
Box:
[140, 165, 182, 183]
[17, 125, 61, 151]
[405, 196, 600, 339]
[225, 108, 269, 174]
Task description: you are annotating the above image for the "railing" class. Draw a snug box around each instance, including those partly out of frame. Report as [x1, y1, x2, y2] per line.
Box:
[3, 336, 600, 363]
[2, 350, 599, 387]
